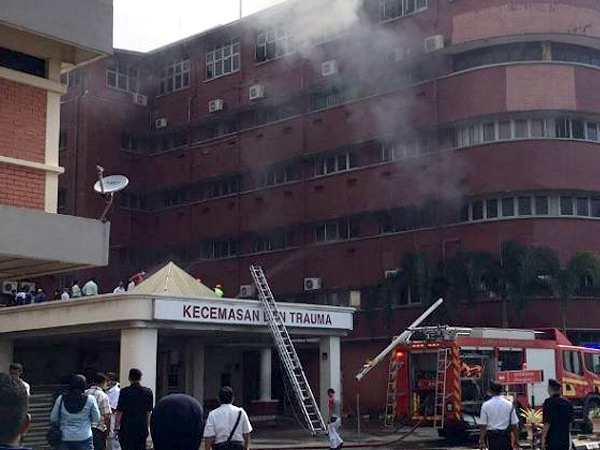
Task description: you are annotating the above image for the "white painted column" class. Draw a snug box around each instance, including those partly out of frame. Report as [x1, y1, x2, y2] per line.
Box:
[0, 338, 14, 372]
[192, 343, 205, 404]
[260, 347, 272, 401]
[319, 336, 341, 417]
[120, 328, 158, 399]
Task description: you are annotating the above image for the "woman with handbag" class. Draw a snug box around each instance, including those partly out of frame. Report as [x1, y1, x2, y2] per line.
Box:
[49, 375, 101, 450]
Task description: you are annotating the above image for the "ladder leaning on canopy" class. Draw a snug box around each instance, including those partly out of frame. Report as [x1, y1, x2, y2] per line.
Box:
[249, 265, 327, 436]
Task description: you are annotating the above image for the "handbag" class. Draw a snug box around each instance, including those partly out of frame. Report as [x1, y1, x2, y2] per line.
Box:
[47, 396, 63, 447]
[213, 411, 243, 450]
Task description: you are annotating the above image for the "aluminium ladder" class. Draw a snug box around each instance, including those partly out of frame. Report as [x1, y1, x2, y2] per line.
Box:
[433, 347, 450, 429]
[250, 265, 327, 435]
[384, 355, 400, 428]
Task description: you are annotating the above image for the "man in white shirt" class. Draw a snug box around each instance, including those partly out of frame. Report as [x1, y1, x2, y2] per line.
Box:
[113, 282, 126, 294]
[479, 381, 519, 450]
[9, 363, 30, 396]
[82, 278, 99, 296]
[106, 372, 122, 450]
[86, 373, 112, 450]
[204, 387, 252, 450]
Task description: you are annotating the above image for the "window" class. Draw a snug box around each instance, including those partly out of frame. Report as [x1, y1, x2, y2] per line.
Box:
[572, 120, 585, 139]
[314, 152, 357, 176]
[592, 198, 600, 218]
[483, 122, 496, 142]
[206, 39, 241, 80]
[518, 196, 532, 216]
[486, 199, 498, 218]
[380, 0, 427, 21]
[61, 69, 81, 88]
[585, 353, 600, 375]
[588, 122, 599, 141]
[193, 121, 237, 143]
[531, 119, 546, 138]
[164, 189, 189, 207]
[159, 60, 190, 95]
[0, 46, 46, 78]
[502, 198, 515, 217]
[251, 230, 295, 253]
[380, 142, 395, 162]
[257, 164, 299, 188]
[200, 177, 240, 200]
[535, 196, 549, 215]
[454, 42, 542, 72]
[515, 120, 528, 138]
[498, 121, 512, 140]
[253, 104, 297, 126]
[315, 219, 358, 242]
[311, 89, 355, 111]
[555, 118, 570, 138]
[203, 240, 238, 259]
[563, 350, 583, 375]
[107, 61, 138, 93]
[472, 201, 483, 220]
[59, 130, 68, 150]
[256, 27, 295, 62]
[560, 196, 574, 215]
[577, 197, 590, 216]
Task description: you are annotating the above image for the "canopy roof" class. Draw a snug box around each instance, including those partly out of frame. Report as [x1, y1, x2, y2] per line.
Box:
[131, 262, 217, 297]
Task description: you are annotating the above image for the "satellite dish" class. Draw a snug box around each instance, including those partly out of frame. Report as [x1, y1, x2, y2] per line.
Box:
[94, 175, 129, 195]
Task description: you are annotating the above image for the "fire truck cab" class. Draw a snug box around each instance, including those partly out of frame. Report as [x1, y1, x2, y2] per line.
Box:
[390, 326, 600, 439]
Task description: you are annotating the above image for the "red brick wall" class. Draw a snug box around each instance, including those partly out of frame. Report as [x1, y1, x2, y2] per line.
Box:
[0, 164, 45, 209]
[0, 78, 47, 210]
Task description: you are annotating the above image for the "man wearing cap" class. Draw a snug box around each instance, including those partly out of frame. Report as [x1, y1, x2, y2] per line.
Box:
[479, 381, 519, 450]
[542, 379, 573, 450]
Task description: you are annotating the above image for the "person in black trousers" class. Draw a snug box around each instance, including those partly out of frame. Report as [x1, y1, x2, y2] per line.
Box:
[542, 379, 573, 450]
[114, 369, 153, 450]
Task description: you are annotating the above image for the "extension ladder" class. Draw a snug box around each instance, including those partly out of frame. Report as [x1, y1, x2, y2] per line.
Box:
[433, 348, 450, 429]
[250, 265, 326, 435]
[384, 356, 400, 428]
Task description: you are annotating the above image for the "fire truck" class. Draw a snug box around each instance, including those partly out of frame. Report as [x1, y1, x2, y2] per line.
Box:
[356, 299, 600, 440]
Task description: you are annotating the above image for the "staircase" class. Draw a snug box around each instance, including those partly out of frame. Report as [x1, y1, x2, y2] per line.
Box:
[250, 265, 326, 436]
[24, 385, 65, 449]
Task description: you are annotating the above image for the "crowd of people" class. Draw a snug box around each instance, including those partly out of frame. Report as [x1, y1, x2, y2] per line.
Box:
[3, 271, 147, 307]
[0, 364, 254, 450]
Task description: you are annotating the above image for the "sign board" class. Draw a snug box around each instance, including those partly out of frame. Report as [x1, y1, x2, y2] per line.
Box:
[497, 370, 544, 385]
[154, 298, 353, 330]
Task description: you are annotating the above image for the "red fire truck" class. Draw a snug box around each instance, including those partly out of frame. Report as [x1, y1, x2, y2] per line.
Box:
[356, 299, 600, 440]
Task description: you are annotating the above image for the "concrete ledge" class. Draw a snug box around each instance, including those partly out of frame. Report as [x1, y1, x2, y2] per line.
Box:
[0, 155, 64, 174]
[0, 205, 109, 278]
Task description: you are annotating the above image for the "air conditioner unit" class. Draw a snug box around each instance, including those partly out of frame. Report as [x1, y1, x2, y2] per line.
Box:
[249, 84, 265, 101]
[209, 99, 224, 113]
[2, 281, 18, 295]
[18, 282, 35, 294]
[321, 60, 338, 77]
[304, 277, 322, 291]
[239, 284, 256, 298]
[132, 93, 148, 106]
[385, 269, 400, 278]
[155, 117, 167, 129]
[424, 35, 445, 53]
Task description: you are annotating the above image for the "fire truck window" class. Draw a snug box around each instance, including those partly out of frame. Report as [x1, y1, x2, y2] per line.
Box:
[498, 351, 523, 371]
[563, 350, 584, 375]
[585, 353, 600, 375]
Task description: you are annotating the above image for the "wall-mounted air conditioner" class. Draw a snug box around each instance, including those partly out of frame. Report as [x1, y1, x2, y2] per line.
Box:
[155, 117, 167, 129]
[304, 277, 322, 291]
[321, 60, 338, 77]
[2, 281, 18, 295]
[132, 93, 148, 106]
[424, 35, 445, 53]
[384, 269, 400, 278]
[249, 84, 265, 101]
[239, 284, 256, 298]
[209, 99, 224, 113]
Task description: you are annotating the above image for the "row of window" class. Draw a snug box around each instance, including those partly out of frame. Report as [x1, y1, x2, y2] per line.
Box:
[454, 117, 600, 148]
[380, 0, 428, 22]
[463, 194, 600, 222]
[454, 42, 600, 73]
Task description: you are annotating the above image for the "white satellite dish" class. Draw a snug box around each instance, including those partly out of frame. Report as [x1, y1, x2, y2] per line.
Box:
[94, 175, 129, 194]
[93, 167, 129, 222]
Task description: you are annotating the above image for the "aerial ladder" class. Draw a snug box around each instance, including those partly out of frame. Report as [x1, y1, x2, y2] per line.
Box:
[250, 265, 327, 435]
[355, 298, 444, 426]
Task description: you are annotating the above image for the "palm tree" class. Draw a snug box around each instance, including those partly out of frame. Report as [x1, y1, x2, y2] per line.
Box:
[498, 241, 527, 327]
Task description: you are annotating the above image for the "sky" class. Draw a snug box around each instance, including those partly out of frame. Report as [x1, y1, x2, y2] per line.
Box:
[113, 0, 287, 52]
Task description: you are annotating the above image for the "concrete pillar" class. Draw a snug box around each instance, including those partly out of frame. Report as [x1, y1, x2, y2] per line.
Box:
[259, 347, 272, 401]
[0, 338, 14, 372]
[319, 336, 341, 417]
[120, 328, 158, 399]
[191, 343, 205, 404]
